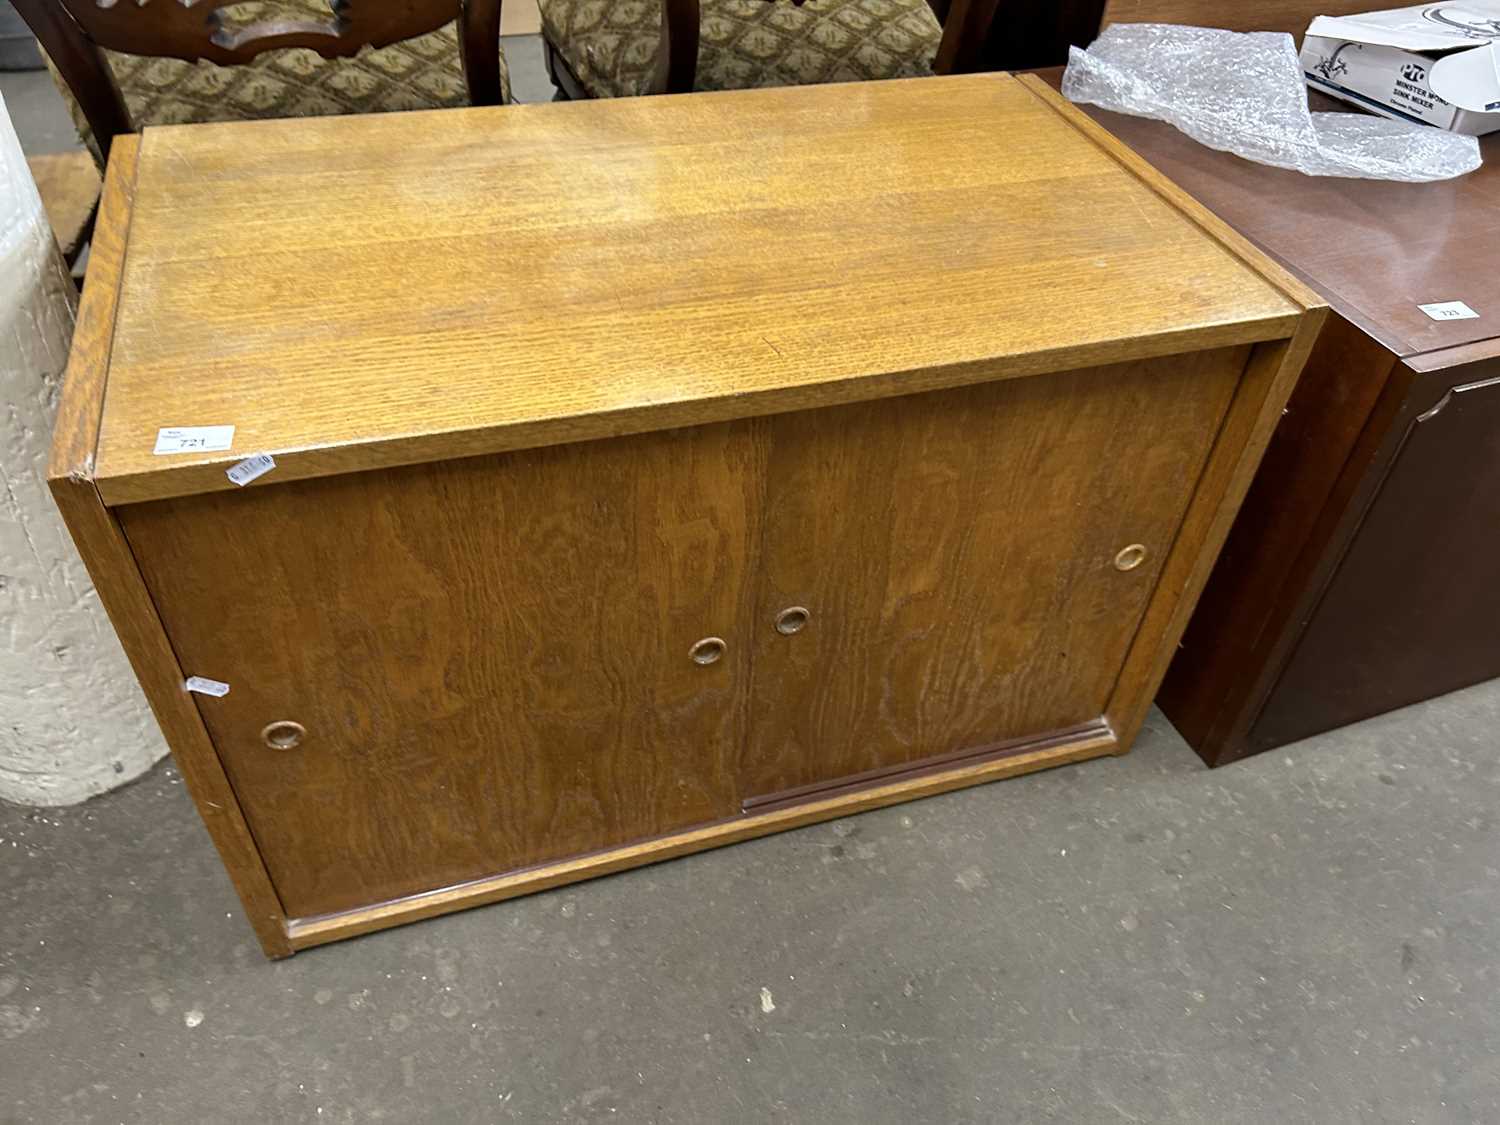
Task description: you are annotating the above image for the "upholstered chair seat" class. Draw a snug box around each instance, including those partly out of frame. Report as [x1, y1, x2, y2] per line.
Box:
[540, 0, 942, 99]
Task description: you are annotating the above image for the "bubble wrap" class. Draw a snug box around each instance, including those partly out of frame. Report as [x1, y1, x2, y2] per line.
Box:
[1062, 24, 1481, 182]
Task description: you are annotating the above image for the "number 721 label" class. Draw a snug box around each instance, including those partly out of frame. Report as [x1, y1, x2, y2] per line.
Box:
[154, 425, 236, 455]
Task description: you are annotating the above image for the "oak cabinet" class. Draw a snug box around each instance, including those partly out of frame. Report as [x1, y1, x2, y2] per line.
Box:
[50, 74, 1320, 955]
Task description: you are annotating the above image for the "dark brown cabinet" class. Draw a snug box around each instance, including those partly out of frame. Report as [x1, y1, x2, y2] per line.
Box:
[1048, 73, 1500, 765]
[1246, 355, 1500, 752]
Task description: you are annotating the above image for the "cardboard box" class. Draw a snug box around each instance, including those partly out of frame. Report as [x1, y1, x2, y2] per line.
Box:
[1301, 3, 1500, 135]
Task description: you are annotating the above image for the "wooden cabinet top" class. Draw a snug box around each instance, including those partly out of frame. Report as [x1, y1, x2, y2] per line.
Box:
[70, 73, 1312, 505]
[1040, 71, 1500, 364]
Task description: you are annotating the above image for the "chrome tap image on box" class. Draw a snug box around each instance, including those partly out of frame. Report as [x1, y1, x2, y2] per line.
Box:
[1302, 2, 1500, 135]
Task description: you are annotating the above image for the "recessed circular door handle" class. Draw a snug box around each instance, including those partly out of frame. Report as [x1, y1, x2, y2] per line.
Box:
[774, 606, 810, 635]
[261, 720, 306, 751]
[690, 637, 727, 666]
[1114, 544, 1148, 572]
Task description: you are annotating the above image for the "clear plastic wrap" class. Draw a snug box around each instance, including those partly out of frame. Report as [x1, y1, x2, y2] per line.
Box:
[1062, 24, 1482, 182]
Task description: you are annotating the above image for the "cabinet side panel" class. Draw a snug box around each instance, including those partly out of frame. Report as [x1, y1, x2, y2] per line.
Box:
[50, 483, 293, 956]
[119, 421, 764, 920]
[740, 347, 1244, 800]
[1157, 315, 1397, 759]
[47, 135, 137, 483]
[1252, 359, 1500, 749]
[44, 135, 294, 958]
[1106, 313, 1326, 751]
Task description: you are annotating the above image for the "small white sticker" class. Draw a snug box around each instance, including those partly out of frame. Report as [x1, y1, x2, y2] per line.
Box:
[184, 676, 230, 697]
[154, 425, 235, 455]
[1419, 301, 1480, 322]
[226, 453, 276, 486]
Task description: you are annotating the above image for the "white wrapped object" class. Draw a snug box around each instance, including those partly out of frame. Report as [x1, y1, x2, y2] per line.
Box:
[0, 94, 167, 806]
[1063, 24, 1482, 182]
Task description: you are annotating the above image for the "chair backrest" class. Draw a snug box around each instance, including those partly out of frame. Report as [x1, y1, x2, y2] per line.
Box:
[1100, 0, 1378, 42]
[13, 0, 502, 161]
[659, 0, 957, 94]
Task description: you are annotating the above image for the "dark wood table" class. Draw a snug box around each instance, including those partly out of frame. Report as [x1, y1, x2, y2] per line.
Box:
[1041, 69, 1500, 766]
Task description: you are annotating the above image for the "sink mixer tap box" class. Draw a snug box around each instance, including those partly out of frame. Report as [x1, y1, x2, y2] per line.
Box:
[1301, 2, 1500, 134]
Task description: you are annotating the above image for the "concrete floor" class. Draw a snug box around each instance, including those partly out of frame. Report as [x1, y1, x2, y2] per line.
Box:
[6, 38, 1500, 1125]
[3, 682, 1499, 1124]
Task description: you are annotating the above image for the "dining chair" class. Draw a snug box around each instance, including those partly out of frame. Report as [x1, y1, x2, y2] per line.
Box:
[14, 0, 511, 167]
[538, 0, 990, 100]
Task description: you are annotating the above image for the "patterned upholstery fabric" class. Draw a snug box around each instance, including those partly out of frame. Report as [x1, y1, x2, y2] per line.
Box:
[539, 0, 942, 99]
[51, 8, 510, 167]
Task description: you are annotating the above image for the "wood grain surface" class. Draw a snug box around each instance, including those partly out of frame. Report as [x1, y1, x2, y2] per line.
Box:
[1101, 0, 1376, 40]
[1039, 69, 1500, 359]
[1252, 359, 1500, 749]
[26, 151, 100, 262]
[1016, 74, 1321, 314]
[117, 341, 1280, 926]
[120, 421, 765, 919]
[1103, 322, 1324, 752]
[46, 138, 292, 956]
[285, 726, 1121, 949]
[740, 347, 1243, 800]
[47, 137, 138, 485]
[1031, 67, 1500, 764]
[89, 73, 1300, 505]
[1157, 315, 1399, 755]
[56, 72, 1323, 951]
